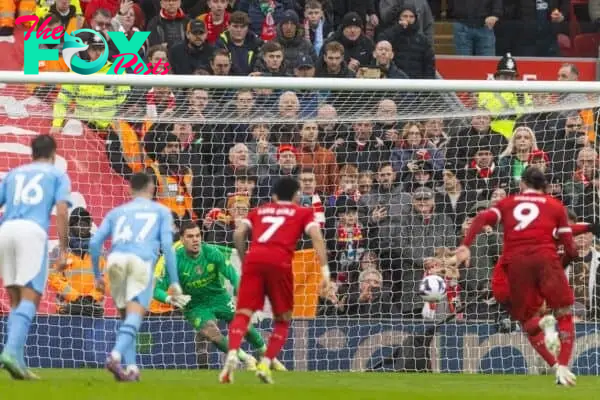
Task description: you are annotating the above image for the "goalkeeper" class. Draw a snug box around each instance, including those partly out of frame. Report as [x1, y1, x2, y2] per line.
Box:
[153, 221, 286, 371]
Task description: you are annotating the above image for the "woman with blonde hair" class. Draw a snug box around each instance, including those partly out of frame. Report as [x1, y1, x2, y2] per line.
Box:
[498, 126, 538, 185]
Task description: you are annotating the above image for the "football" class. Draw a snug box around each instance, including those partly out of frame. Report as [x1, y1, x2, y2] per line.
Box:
[418, 275, 447, 302]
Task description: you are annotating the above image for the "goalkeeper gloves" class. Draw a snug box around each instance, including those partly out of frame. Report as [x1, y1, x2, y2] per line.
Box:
[169, 283, 183, 296]
[166, 294, 192, 309]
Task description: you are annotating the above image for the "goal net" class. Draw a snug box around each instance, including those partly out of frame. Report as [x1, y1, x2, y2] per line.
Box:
[0, 73, 599, 374]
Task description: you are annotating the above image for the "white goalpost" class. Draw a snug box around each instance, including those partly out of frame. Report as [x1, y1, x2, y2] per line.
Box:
[0, 71, 599, 374]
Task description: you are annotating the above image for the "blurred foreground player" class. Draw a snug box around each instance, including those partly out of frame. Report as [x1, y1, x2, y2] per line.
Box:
[219, 177, 330, 384]
[0, 135, 72, 380]
[457, 167, 578, 386]
[90, 172, 183, 382]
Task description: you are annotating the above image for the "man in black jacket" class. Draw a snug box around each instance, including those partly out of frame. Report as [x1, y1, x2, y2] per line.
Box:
[323, 12, 374, 74]
[168, 20, 215, 74]
[451, 0, 501, 56]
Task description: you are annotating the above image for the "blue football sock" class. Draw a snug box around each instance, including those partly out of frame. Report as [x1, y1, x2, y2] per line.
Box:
[4, 300, 36, 359]
[3, 310, 13, 354]
[113, 313, 142, 358]
[122, 341, 137, 367]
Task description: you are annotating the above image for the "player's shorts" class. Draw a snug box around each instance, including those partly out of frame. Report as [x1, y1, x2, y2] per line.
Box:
[106, 252, 153, 310]
[0, 220, 48, 294]
[184, 299, 235, 331]
[491, 258, 510, 305]
[506, 252, 574, 323]
[236, 261, 293, 315]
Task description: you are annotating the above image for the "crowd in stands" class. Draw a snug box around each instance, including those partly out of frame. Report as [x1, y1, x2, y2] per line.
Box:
[1, 0, 600, 327]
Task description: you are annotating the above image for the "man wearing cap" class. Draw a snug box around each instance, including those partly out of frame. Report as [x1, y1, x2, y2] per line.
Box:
[49, 207, 106, 317]
[169, 20, 215, 75]
[323, 12, 374, 73]
[257, 144, 300, 200]
[392, 186, 455, 316]
[477, 53, 532, 139]
[275, 9, 317, 72]
[50, 31, 131, 135]
[147, 0, 190, 48]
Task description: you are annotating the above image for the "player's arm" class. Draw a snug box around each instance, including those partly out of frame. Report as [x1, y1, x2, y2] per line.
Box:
[153, 255, 171, 303]
[55, 173, 73, 267]
[456, 207, 501, 266]
[233, 220, 251, 262]
[89, 213, 112, 292]
[556, 209, 578, 264]
[307, 223, 330, 282]
[159, 208, 181, 293]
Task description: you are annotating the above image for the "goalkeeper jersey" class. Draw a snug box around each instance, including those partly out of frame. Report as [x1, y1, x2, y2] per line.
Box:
[154, 243, 239, 308]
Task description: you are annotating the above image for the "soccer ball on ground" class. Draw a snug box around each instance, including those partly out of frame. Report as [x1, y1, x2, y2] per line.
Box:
[418, 275, 447, 303]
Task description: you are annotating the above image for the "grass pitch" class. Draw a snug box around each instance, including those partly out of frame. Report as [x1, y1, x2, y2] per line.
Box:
[0, 369, 596, 400]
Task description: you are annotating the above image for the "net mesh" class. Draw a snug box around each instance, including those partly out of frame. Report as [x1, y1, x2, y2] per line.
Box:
[1, 79, 600, 373]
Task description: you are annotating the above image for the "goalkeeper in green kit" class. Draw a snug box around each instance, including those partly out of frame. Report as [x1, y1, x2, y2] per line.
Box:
[153, 221, 286, 371]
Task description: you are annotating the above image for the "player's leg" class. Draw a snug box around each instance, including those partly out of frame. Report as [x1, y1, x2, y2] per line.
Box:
[541, 262, 577, 386]
[255, 267, 294, 384]
[1, 225, 47, 380]
[219, 264, 265, 383]
[211, 306, 259, 370]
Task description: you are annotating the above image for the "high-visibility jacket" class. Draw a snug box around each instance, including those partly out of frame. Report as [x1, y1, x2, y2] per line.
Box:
[478, 91, 532, 139]
[52, 62, 130, 130]
[0, 0, 35, 28]
[580, 109, 596, 144]
[49, 251, 107, 303]
[35, 0, 82, 19]
[149, 240, 183, 314]
[147, 163, 194, 220]
[110, 120, 153, 173]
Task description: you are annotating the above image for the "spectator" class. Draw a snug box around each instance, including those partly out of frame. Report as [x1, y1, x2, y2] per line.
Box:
[146, 0, 190, 48]
[423, 118, 449, 151]
[324, 12, 374, 74]
[145, 86, 176, 121]
[557, 63, 588, 105]
[317, 104, 347, 148]
[464, 143, 507, 199]
[317, 280, 342, 316]
[168, 20, 215, 75]
[315, 41, 355, 79]
[181, 88, 210, 120]
[373, 99, 401, 150]
[391, 121, 444, 173]
[237, 0, 290, 39]
[214, 168, 259, 209]
[49, 207, 105, 317]
[197, 0, 230, 44]
[341, 268, 399, 318]
[451, 0, 500, 56]
[113, 0, 145, 47]
[204, 192, 251, 245]
[275, 9, 317, 72]
[528, 149, 563, 200]
[335, 118, 391, 172]
[435, 162, 476, 234]
[297, 120, 338, 195]
[209, 48, 233, 75]
[547, 111, 589, 179]
[298, 168, 326, 228]
[246, 122, 278, 176]
[331, 0, 378, 30]
[144, 127, 195, 221]
[252, 40, 289, 76]
[379, 0, 434, 44]
[446, 113, 507, 168]
[84, 0, 118, 26]
[329, 164, 361, 207]
[395, 187, 456, 315]
[216, 11, 263, 75]
[515, 92, 562, 153]
[85, 8, 120, 58]
[371, 40, 409, 79]
[498, 126, 538, 185]
[563, 148, 600, 219]
[42, 0, 81, 33]
[378, 5, 435, 79]
[358, 170, 374, 195]
[257, 144, 301, 200]
[146, 44, 170, 75]
[198, 143, 250, 215]
[565, 231, 600, 319]
[402, 159, 436, 193]
[303, 0, 332, 55]
[292, 55, 321, 117]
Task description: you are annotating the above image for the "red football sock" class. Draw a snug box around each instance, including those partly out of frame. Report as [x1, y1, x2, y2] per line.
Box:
[522, 316, 542, 336]
[557, 314, 575, 366]
[228, 314, 250, 352]
[265, 320, 290, 360]
[528, 331, 557, 367]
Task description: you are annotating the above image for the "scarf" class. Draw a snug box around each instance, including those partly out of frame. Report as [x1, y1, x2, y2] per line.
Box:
[574, 169, 591, 186]
[146, 88, 175, 119]
[336, 224, 363, 246]
[260, 0, 276, 41]
[160, 8, 186, 20]
[311, 194, 325, 227]
[304, 18, 324, 55]
[204, 12, 230, 44]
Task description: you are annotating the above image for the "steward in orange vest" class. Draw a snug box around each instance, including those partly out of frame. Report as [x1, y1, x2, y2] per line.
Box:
[106, 119, 154, 180]
[144, 127, 196, 221]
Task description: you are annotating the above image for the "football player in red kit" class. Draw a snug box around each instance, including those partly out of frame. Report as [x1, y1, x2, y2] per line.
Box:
[456, 167, 578, 386]
[219, 177, 330, 384]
